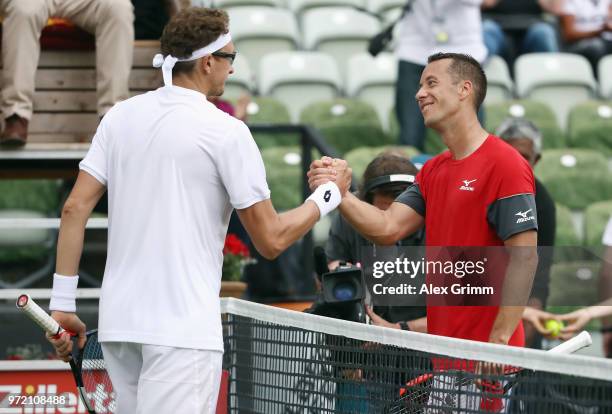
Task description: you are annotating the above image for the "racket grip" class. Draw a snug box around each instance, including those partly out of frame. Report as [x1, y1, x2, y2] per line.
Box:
[548, 331, 592, 354]
[16, 294, 62, 337]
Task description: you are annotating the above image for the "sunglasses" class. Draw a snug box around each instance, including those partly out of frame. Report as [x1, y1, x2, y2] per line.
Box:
[212, 51, 237, 64]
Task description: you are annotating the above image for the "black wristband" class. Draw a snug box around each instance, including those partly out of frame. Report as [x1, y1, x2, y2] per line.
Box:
[399, 321, 410, 331]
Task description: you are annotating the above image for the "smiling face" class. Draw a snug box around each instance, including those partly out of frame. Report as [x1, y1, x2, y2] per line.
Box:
[416, 59, 466, 129]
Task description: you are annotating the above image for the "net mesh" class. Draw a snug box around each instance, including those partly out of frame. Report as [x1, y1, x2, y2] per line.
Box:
[221, 299, 612, 414]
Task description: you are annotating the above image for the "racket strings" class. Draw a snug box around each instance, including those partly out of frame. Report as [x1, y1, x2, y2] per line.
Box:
[80, 331, 115, 413]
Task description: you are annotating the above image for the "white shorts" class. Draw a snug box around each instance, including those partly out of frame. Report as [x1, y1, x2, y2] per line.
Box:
[101, 342, 223, 414]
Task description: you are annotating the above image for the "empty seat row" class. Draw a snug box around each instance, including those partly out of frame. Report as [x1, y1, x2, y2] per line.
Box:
[485, 53, 612, 130]
[227, 49, 612, 138]
[204, 0, 404, 20]
[227, 6, 381, 77]
[245, 94, 612, 163]
[226, 51, 396, 125]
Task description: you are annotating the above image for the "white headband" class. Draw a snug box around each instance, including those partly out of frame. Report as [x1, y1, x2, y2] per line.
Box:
[152, 33, 232, 86]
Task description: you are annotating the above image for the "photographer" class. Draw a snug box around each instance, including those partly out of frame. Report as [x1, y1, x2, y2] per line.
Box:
[325, 152, 427, 332]
[305, 152, 428, 412]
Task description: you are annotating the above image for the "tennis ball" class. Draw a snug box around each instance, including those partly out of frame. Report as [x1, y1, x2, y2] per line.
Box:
[545, 319, 565, 338]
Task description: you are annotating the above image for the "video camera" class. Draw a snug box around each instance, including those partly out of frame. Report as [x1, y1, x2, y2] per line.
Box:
[308, 247, 366, 323]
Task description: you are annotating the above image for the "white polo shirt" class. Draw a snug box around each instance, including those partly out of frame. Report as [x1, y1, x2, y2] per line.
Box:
[80, 86, 270, 351]
[396, 0, 487, 65]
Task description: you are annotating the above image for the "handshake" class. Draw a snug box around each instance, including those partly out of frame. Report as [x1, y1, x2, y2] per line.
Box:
[305, 156, 353, 217]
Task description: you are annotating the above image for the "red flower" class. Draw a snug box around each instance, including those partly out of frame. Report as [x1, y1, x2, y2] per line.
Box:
[223, 234, 250, 258]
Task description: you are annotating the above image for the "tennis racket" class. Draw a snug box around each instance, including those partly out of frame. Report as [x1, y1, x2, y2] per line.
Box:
[390, 331, 592, 414]
[16, 294, 114, 414]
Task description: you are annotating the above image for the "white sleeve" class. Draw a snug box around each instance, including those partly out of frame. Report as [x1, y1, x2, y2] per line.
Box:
[603, 217, 612, 247]
[79, 122, 108, 186]
[217, 121, 270, 209]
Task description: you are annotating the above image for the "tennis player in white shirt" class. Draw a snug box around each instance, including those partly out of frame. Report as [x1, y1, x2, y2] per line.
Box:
[46, 8, 352, 413]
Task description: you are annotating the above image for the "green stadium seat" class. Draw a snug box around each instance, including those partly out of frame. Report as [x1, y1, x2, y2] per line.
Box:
[245, 96, 298, 149]
[554, 203, 583, 262]
[388, 108, 446, 155]
[423, 129, 450, 155]
[0, 180, 61, 288]
[534, 149, 612, 210]
[485, 100, 564, 149]
[555, 203, 581, 246]
[547, 261, 601, 328]
[261, 146, 320, 211]
[300, 98, 392, 155]
[567, 101, 612, 156]
[344, 145, 419, 183]
[584, 200, 612, 248]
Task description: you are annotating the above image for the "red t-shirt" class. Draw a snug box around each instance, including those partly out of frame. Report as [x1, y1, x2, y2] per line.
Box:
[399, 135, 537, 347]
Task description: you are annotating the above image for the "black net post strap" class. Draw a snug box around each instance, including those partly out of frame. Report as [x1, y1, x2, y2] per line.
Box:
[220, 298, 612, 414]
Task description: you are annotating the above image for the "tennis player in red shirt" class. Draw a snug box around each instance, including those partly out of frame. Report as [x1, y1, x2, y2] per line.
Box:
[308, 52, 538, 348]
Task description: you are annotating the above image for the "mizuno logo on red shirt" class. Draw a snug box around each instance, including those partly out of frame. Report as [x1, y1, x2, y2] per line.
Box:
[459, 179, 477, 191]
[515, 209, 535, 223]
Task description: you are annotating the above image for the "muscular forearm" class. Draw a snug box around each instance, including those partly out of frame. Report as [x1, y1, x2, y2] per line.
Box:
[338, 193, 402, 245]
[490, 306, 525, 344]
[242, 200, 320, 260]
[273, 202, 320, 256]
[491, 245, 538, 344]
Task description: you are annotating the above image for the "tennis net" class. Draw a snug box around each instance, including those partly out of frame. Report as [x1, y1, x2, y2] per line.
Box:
[220, 298, 612, 414]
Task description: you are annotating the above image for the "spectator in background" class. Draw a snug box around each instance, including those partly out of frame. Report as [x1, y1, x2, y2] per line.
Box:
[558, 0, 612, 74]
[208, 94, 251, 122]
[132, 0, 169, 40]
[0, 0, 134, 147]
[395, 0, 487, 151]
[556, 217, 612, 357]
[325, 152, 427, 333]
[496, 117, 556, 348]
[482, 0, 560, 66]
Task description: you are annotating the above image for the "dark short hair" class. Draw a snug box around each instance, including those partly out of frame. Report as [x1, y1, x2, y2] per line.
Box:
[359, 153, 418, 203]
[427, 52, 487, 111]
[160, 8, 229, 76]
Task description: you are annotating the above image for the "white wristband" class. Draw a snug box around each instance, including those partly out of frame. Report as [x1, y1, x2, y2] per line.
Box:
[307, 181, 341, 219]
[49, 273, 79, 312]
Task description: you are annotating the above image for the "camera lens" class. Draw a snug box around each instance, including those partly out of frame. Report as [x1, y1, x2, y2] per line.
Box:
[333, 281, 356, 301]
